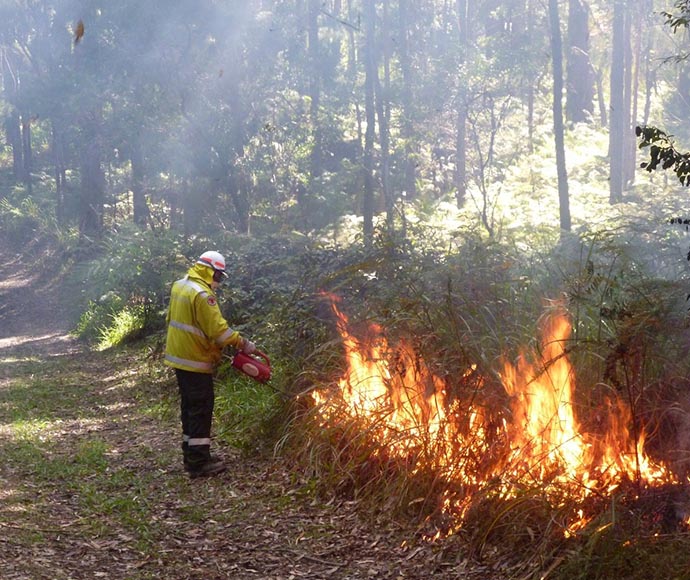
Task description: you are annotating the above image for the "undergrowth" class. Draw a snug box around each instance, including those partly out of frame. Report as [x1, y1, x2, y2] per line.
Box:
[269, 226, 690, 578]
[11, 204, 690, 578]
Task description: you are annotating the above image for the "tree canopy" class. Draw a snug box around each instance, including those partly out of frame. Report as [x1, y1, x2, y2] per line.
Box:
[0, 0, 683, 244]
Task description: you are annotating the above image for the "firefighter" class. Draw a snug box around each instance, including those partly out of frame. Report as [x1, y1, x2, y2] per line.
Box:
[165, 250, 256, 479]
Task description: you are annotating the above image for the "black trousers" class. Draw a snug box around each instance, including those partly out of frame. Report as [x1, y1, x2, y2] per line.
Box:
[175, 369, 215, 467]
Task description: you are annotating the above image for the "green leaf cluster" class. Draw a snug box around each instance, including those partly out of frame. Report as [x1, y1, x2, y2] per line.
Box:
[637, 125, 690, 186]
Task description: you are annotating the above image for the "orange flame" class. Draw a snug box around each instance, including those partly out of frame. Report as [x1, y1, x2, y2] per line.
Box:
[311, 296, 677, 535]
[312, 296, 461, 472]
[500, 310, 674, 495]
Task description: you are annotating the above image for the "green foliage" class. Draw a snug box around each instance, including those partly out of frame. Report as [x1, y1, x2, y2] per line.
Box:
[636, 125, 690, 186]
[4, 1, 690, 575]
[4, 436, 110, 482]
[95, 304, 147, 351]
[73, 296, 124, 342]
[262, 226, 690, 573]
[7, 195, 690, 580]
[0, 193, 78, 248]
[0, 196, 35, 243]
[662, 0, 690, 34]
[73, 226, 185, 345]
[74, 294, 148, 350]
[213, 367, 285, 452]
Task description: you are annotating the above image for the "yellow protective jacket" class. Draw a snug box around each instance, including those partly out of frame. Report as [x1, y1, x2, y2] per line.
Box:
[164, 263, 243, 373]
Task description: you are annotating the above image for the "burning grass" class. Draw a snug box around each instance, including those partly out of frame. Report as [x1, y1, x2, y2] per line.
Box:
[298, 293, 690, 562]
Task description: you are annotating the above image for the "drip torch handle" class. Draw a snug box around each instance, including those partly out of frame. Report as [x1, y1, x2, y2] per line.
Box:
[253, 350, 270, 367]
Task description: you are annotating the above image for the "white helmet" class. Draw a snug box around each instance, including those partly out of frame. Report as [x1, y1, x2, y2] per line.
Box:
[197, 251, 227, 275]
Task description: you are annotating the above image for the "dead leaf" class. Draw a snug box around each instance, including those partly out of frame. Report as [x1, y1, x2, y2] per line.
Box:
[74, 20, 84, 45]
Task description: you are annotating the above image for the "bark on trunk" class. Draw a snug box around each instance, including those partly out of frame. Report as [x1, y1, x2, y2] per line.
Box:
[375, 0, 393, 231]
[398, 0, 417, 201]
[362, 0, 377, 244]
[52, 120, 67, 225]
[566, 0, 595, 124]
[308, 0, 322, 185]
[21, 114, 32, 195]
[227, 169, 250, 235]
[5, 111, 23, 183]
[624, 6, 639, 187]
[455, 0, 470, 207]
[609, 0, 626, 204]
[549, 0, 571, 231]
[130, 139, 149, 227]
[79, 124, 105, 238]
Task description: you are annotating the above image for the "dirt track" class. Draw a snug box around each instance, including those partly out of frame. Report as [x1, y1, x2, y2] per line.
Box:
[0, 243, 79, 361]
[0, 239, 495, 580]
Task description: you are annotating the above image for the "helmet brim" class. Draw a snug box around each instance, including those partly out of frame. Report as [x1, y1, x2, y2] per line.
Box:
[197, 258, 227, 274]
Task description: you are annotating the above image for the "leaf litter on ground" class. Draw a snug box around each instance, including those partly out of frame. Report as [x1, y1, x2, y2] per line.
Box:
[0, 239, 502, 580]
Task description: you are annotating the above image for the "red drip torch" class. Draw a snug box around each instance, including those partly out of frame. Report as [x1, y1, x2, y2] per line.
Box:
[231, 350, 272, 383]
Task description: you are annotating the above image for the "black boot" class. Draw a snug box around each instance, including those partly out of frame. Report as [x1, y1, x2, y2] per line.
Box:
[188, 458, 227, 479]
[187, 444, 226, 479]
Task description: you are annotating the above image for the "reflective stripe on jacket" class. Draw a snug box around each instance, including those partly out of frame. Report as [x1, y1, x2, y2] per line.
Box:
[164, 263, 243, 373]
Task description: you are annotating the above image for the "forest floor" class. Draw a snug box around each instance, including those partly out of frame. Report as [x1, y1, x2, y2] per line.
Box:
[0, 238, 501, 580]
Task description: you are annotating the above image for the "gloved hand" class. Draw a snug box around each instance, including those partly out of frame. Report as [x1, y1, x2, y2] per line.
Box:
[242, 338, 256, 354]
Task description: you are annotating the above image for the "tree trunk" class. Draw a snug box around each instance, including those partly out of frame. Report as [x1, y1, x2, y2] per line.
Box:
[21, 114, 32, 195]
[398, 0, 417, 201]
[79, 119, 105, 238]
[624, 5, 639, 187]
[52, 120, 67, 225]
[549, 0, 571, 231]
[227, 168, 250, 235]
[130, 138, 149, 227]
[527, 0, 536, 153]
[642, 3, 655, 128]
[375, 0, 393, 231]
[362, 0, 377, 244]
[566, 0, 594, 124]
[609, 0, 626, 204]
[308, 0, 322, 185]
[1, 48, 23, 184]
[222, 72, 251, 234]
[455, 0, 470, 207]
[4, 111, 23, 183]
[593, 63, 608, 127]
[182, 180, 201, 237]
